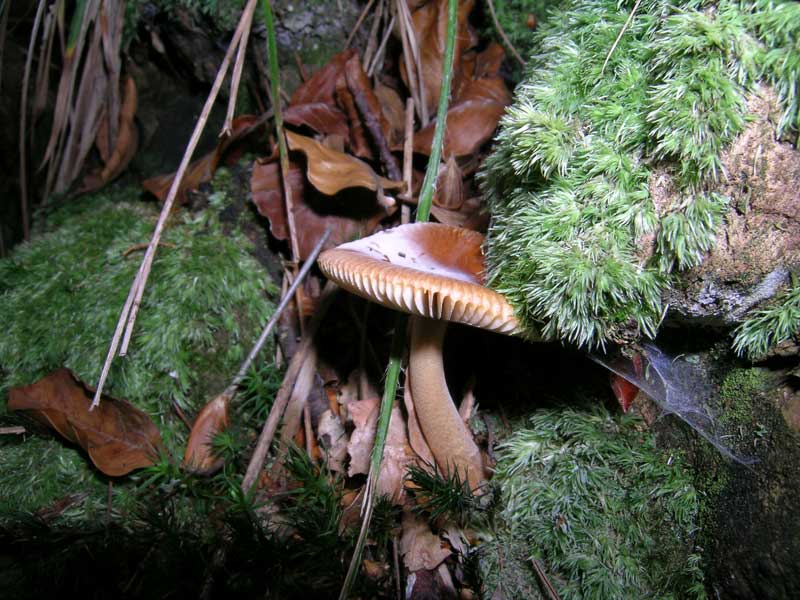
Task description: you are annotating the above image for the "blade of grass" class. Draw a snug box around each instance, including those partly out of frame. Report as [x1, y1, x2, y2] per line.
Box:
[339, 0, 459, 596]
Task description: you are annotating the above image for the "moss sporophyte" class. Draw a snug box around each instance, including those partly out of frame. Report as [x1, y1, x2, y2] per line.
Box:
[480, 0, 800, 349]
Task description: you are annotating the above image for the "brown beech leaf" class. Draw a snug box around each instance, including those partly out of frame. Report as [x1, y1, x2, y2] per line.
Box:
[290, 48, 357, 106]
[286, 131, 403, 196]
[375, 83, 406, 146]
[182, 390, 232, 474]
[284, 103, 350, 138]
[143, 114, 266, 204]
[401, 510, 451, 572]
[413, 75, 510, 157]
[250, 159, 387, 260]
[432, 155, 464, 210]
[79, 75, 139, 193]
[8, 369, 163, 477]
[375, 405, 416, 505]
[404, 0, 477, 116]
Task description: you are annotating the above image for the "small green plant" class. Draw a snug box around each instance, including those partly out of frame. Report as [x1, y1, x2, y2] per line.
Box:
[481, 0, 800, 349]
[406, 463, 477, 527]
[491, 407, 705, 600]
[733, 279, 800, 360]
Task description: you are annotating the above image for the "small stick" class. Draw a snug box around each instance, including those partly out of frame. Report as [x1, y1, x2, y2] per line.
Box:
[396, 0, 427, 125]
[241, 279, 339, 493]
[303, 402, 315, 459]
[228, 229, 331, 394]
[401, 97, 414, 224]
[0, 426, 26, 435]
[362, 0, 384, 72]
[121, 241, 175, 257]
[392, 535, 402, 600]
[91, 0, 258, 409]
[484, 0, 525, 67]
[601, 0, 641, 76]
[223, 0, 258, 135]
[345, 0, 375, 48]
[531, 557, 562, 600]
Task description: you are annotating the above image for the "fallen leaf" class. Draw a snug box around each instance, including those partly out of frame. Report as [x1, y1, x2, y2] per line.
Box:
[610, 373, 639, 413]
[8, 369, 163, 476]
[317, 409, 348, 472]
[375, 83, 407, 146]
[412, 75, 510, 157]
[375, 405, 417, 504]
[347, 397, 380, 476]
[182, 389, 231, 474]
[284, 102, 350, 138]
[401, 510, 451, 572]
[432, 155, 464, 210]
[286, 131, 403, 196]
[343, 52, 393, 161]
[290, 48, 357, 106]
[143, 114, 266, 204]
[250, 159, 387, 260]
[403, 0, 477, 117]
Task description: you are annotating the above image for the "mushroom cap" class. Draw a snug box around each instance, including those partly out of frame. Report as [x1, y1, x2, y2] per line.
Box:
[318, 223, 520, 334]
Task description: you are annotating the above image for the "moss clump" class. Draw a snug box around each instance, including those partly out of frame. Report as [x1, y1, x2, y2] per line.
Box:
[0, 189, 276, 471]
[491, 407, 705, 600]
[733, 278, 800, 360]
[481, 0, 800, 349]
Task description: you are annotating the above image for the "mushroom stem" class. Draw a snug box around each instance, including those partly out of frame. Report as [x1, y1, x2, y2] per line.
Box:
[408, 316, 485, 490]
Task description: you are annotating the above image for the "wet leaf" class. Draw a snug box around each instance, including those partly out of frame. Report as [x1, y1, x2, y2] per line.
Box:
[8, 369, 163, 476]
[182, 390, 231, 474]
[401, 510, 451, 572]
[250, 159, 386, 260]
[286, 131, 403, 196]
[143, 114, 266, 204]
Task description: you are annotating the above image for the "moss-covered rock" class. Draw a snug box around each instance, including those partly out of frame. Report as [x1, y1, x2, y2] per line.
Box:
[481, 0, 800, 350]
[0, 188, 276, 513]
[484, 406, 704, 599]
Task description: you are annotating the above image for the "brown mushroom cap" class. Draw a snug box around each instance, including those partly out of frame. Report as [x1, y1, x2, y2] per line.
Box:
[318, 223, 519, 334]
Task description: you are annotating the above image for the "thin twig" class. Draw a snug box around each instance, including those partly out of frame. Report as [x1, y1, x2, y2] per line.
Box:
[345, 0, 375, 48]
[228, 229, 331, 394]
[362, 0, 384, 73]
[367, 14, 395, 78]
[223, 0, 258, 135]
[19, 0, 47, 241]
[484, 0, 525, 67]
[91, 0, 258, 409]
[121, 241, 175, 257]
[0, 0, 10, 93]
[531, 557, 562, 600]
[396, 0, 428, 125]
[601, 0, 641, 76]
[392, 535, 402, 600]
[401, 97, 414, 223]
[241, 279, 339, 494]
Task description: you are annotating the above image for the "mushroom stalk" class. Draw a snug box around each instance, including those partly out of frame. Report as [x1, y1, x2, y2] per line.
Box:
[408, 316, 485, 489]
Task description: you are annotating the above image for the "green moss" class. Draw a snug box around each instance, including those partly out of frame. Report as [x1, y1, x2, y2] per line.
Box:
[718, 367, 769, 425]
[490, 407, 705, 600]
[481, 0, 800, 348]
[0, 188, 277, 513]
[733, 278, 800, 360]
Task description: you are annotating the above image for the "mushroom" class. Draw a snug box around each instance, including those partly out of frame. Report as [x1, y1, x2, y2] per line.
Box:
[318, 223, 531, 489]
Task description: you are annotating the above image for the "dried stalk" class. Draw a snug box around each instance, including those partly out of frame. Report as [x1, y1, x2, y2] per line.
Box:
[401, 97, 414, 223]
[367, 14, 395, 77]
[345, 0, 375, 48]
[91, 0, 259, 409]
[19, 0, 47, 241]
[601, 0, 642, 75]
[223, 0, 258, 135]
[241, 281, 339, 493]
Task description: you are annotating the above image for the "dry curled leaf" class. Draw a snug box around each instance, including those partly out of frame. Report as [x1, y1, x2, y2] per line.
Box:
[286, 131, 403, 196]
[284, 102, 350, 138]
[290, 48, 357, 107]
[250, 159, 386, 260]
[8, 369, 163, 476]
[182, 390, 232, 474]
[347, 396, 380, 477]
[317, 409, 349, 472]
